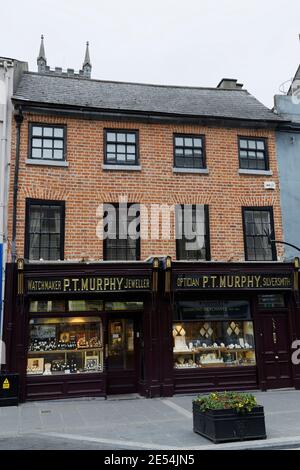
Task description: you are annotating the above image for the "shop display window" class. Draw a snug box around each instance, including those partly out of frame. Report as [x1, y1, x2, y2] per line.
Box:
[29, 299, 104, 313]
[27, 317, 103, 375]
[173, 300, 256, 369]
[258, 294, 285, 309]
[105, 301, 143, 311]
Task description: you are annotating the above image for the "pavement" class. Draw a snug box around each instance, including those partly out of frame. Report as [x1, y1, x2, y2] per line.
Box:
[0, 389, 300, 450]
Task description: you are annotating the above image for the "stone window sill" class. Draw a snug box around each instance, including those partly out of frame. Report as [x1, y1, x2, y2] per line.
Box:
[173, 167, 209, 174]
[26, 159, 69, 167]
[238, 169, 273, 176]
[102, 164, 142, 171]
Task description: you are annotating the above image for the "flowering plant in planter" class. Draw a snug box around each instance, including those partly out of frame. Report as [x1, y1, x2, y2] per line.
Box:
[193, 391, 257, 414]
[192, 392, 266, 443]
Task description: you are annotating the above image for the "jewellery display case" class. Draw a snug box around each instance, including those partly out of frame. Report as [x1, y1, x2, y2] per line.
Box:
[27, 316, 103, 375]
[173, 321, 256, 369]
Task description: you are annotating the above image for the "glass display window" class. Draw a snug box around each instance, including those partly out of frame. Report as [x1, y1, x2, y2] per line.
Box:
[27, 316, 103, 375]
[173, 300, 256, 369]
[258, 294, 285, 309]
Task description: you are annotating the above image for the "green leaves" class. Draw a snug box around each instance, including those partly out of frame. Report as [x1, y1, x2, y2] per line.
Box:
[193, 391, 257, 413]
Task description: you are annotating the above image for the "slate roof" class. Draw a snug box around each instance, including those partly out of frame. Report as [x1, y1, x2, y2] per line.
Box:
[13, 72, 282, 122]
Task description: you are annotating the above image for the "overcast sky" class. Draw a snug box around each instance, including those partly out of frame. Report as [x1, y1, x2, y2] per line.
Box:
[2, 0, 300, 107]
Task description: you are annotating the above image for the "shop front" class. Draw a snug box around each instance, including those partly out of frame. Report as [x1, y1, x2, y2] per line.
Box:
[3, 259, 160, 401]
[166, 260, 300, 394]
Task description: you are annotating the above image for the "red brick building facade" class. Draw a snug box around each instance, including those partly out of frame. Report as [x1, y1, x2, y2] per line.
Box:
[3, 58, 300, 401]
[8, 114, 283, 262]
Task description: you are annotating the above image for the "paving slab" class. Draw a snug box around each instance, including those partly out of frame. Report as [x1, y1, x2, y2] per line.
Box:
[0, 390, 299, 449]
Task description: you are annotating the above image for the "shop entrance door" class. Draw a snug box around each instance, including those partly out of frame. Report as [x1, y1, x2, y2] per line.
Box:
[259, 312, 293, 389]
[107, 316, 141, 394]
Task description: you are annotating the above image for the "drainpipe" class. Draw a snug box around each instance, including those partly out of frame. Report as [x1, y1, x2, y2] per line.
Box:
[11, 106, 23, 263]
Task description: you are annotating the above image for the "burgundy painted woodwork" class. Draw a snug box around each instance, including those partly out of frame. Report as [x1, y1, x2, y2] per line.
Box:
[258, 312, 293, 389]
[2, 260, 299, 400]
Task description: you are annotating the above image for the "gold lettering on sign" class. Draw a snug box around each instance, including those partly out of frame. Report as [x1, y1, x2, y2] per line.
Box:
[175, 273, 292, 290]
[82, 278, 89, 291]
[63, 279, 70, 292]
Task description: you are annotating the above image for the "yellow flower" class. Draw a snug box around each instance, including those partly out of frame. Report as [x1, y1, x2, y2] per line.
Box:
[211, 393, 217, 399]
[238, 403, 243, 407]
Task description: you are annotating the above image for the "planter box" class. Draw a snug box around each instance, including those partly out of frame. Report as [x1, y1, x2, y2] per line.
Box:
[193, 402, 266, 443]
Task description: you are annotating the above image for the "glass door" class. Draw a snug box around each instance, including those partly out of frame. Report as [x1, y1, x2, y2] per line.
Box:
[108, 319, 135, 370]
[107, 316, 140, 394]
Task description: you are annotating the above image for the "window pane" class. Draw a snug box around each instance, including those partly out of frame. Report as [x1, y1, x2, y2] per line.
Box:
[176, 205, 208, 260]
[53, 150, 63, 159]
[32, 139, 42, 148]
[248, 140, 256, 149]
[127, 145, 136, 154]
[54, 128, 63, 138]
[104, 204, 139, 260]
[258, 294, 285, 309]
[127, 153, 135, 161]
[256, 141, 265, 150]
[175, 137, 184, 146]
[27, 203, 63, 261]
[244, 209, 274, 261]
[184, 138, 193, 146]
[117, 144, 126, 153]
[193, 138, 202, 147]
[117, 133, 126, 142]
[27, 317, 103, 375]
[43, 139, 52, 148]
[126, 134, 136, 143]
[107, 144, 116, 153]
[117, 154, 126, 162]
[54, 140, 63, 149]
[240, 140, 248, 148]
[32, 126, 42, 136]
[107, 132, 116, 142]
[173, 320, 256, 368]
[43, 127, 53, 137]
[106, 153, 115, 161]
[43, 149, 52, 159]
[32, 148, 42, 159]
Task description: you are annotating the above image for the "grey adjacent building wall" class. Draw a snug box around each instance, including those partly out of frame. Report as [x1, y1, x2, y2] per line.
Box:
[274, 95, 300, 260]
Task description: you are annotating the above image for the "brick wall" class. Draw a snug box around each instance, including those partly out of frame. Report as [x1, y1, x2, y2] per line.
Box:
[8, 113, 284, 261]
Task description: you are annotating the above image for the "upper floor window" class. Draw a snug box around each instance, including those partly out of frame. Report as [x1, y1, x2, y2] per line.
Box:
[104, 130, 138, 165]
[239, 137, 268, 170]
[175, 204, 210, 260]
[174, 134, 205, 169]
[25, 199, 65, 261]
[242, 207, 276, 261]
[103, 203, 140, 261]
[29, 124, 66, 161]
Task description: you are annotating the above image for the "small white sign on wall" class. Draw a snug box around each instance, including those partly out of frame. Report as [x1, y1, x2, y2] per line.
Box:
[264, 181, 276, 190]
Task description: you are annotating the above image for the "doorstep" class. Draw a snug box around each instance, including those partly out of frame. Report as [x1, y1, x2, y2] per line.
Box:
[107, 393, 145, 401]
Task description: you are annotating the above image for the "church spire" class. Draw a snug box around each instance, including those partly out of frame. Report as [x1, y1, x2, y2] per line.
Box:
[37, 35, 47, 73]
[82, 41, 92, 78]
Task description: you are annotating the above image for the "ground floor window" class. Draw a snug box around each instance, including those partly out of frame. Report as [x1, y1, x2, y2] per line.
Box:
[173, 299, 256, 369]
[27, 316, 103, 375]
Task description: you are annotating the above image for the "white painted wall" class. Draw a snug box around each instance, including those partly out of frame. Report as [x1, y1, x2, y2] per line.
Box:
[0, 59, 15, 341]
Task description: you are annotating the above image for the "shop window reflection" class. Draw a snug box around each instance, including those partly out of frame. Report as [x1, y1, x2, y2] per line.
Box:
[173, 321, 256, 369]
